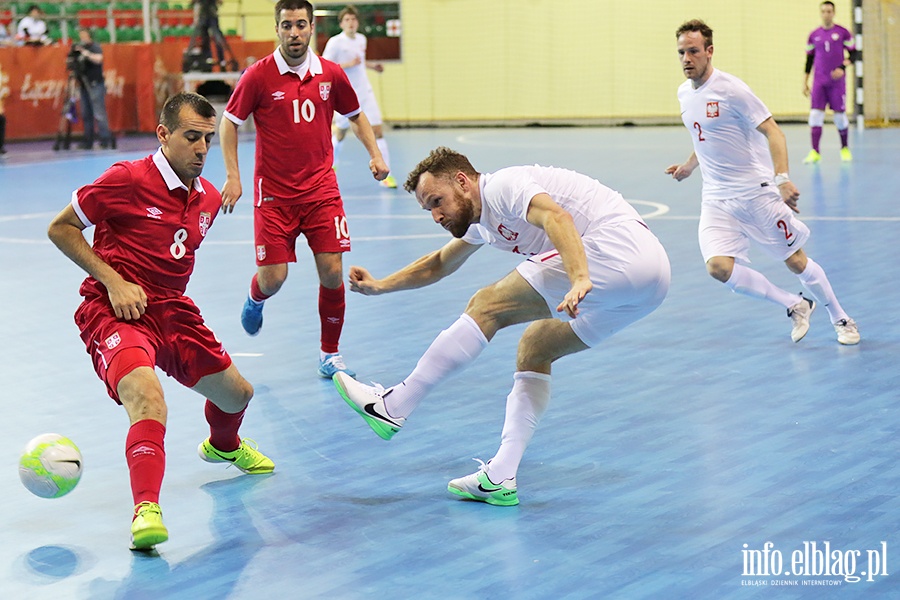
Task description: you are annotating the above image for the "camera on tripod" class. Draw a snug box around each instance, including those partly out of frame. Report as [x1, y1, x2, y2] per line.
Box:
[66, 43, 88, 77]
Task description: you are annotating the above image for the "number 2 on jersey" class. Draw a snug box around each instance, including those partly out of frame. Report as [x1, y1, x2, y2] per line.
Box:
[693, 121, 705, 142]
[776, 219, 794, 241]
[293, 98, 315, 123]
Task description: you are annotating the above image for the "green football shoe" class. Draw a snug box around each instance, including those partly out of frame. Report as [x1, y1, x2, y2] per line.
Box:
[803, 149, 821, 164]
[198, 438, 274, 474]
[841, 147, 853, 162]
[448, 460, 519, 506]
[130, 501, 168, 550]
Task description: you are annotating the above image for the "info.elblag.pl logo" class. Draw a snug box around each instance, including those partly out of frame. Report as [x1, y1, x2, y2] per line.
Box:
[741, 541, 889, 586]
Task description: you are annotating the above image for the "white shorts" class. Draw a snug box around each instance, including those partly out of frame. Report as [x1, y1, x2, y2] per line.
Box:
[698, 189, 810, 264]
[516, 219, 671, 347]
[334, 88, 383, 130]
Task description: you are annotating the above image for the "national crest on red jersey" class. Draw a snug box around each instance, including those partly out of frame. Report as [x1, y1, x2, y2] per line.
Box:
[198, 212, 211, 237]
[319, 82, 331, 101]
[256, 245, 266, 261]
[706, 102, 720, 118]
[105, 332, 121, 349]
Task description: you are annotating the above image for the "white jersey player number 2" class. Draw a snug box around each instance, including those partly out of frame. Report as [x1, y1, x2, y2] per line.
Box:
[293, 98, 315, 123]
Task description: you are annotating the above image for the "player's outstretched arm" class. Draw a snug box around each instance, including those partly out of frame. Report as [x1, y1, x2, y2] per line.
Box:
[525, 193, 592, 318]
[219, 117, 242, 214]
[665, 152, 699, 181]
[348, 238, 481, 296]
[48, 205, 148, 320]
[348, 112, 389, 181]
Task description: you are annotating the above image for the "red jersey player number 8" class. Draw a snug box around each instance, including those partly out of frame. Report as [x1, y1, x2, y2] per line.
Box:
[170, 228, 189, 259]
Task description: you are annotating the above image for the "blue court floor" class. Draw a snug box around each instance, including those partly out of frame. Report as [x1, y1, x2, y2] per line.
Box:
[0, 124, 897, 599]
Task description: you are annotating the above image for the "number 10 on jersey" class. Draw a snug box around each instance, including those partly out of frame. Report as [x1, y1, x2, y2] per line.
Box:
[293, 98, 315, 123]
[334, 216, 349, 239]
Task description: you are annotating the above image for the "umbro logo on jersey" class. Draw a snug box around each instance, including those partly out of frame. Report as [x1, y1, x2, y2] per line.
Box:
[272, 91, 286, 101]
[146, 207, 163, 219]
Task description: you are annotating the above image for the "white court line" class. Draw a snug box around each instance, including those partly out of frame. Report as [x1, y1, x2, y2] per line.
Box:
[652, 215, 900, 221]
[0, 237, 52, 244]
[202, 233, 450, 245]
[0, 212, 58, 223]
[629, 200, 669, 219]
[5, 205, 900, 245]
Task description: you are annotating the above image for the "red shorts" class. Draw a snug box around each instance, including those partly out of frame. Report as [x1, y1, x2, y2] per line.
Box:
[253, 197, 351, 265]
[74, 294, 232, 402]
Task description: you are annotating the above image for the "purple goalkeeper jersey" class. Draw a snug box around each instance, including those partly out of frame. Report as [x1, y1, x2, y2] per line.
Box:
[807, 25, 854, 79]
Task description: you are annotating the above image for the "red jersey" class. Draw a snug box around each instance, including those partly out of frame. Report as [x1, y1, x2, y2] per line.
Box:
[224, 50, 360, 204]
[72, 149, 222, 300]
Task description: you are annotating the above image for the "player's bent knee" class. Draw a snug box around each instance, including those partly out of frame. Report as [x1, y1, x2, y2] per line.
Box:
[464, 287, 508, 330]
[258, 265, 288, 293]
[236, 377, 254, 407]
[784, 249, 808, 274]
[116, 367, 167, 424]
[516, 334, 553, 372]
[705, 259, 733, 282]
[834, 112, 849, 130]
[516, 321, 586, 372]
[808, 109, 826, 127]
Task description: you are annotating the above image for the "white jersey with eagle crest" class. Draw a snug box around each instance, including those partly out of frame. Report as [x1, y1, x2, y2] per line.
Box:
[461, 165, 643, 256]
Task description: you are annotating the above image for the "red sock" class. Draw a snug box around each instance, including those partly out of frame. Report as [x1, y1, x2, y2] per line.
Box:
[249, 273, 271, 303]
[125, 419, 166, 508]
[205, 400, 245, 452]
[319, 283, 345, 354]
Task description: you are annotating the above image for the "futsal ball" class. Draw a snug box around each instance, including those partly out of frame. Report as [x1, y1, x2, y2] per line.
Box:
[18, 433, 83, 499]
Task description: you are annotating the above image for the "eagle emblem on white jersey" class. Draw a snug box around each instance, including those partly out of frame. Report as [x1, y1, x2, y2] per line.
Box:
[498, 224, 519, 241]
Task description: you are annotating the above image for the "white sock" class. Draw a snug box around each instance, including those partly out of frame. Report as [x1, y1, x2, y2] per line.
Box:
[376, 137, 391, 171]
[332, 134, 344, 165]
[486, 371, 551, 483]
[725, 264, 799, 309]
[247, 293, 264, 307]
[384, 314, 488, 419]
[797, 258, 848, 323]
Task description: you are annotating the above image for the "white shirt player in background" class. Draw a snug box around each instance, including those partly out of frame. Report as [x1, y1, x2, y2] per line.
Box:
[322, 5, 397, 188]
[665, 19, 859, 345]
[333, 147, 671, 506]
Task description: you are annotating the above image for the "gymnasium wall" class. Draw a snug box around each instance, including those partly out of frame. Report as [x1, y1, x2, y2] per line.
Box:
[234, 0, 852, 125]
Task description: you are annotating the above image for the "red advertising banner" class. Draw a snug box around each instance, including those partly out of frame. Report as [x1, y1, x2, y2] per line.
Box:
[0, 39, 274, 141]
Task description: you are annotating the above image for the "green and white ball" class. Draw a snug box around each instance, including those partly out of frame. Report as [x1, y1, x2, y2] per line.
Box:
[18, 433, 83, 498]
